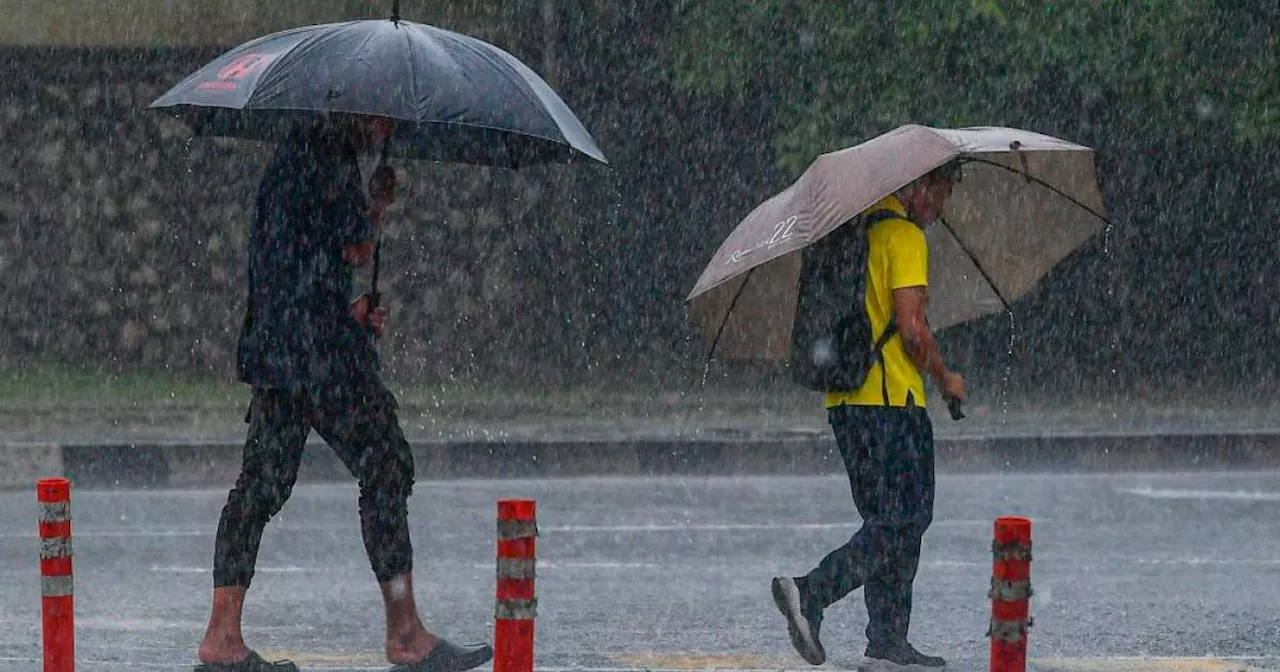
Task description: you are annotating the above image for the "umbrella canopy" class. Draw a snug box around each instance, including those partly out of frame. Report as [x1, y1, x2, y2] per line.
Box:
[686, 124, 1107, 360]
[148, 16, 607, 168]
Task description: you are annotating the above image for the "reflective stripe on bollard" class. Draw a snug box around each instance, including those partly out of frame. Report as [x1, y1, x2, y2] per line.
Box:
[38, 477, 75, 672]
[990, 516, 1032, 672]
[495, 499, 537, 672]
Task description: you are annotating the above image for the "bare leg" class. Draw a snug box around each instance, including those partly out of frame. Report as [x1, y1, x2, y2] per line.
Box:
[197, 586, 251, 663]
[382, 571, 440, 664]
[198, 389, 309, 665]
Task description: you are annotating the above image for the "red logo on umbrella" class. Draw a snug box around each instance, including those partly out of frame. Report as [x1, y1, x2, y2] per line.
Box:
[199, 52, 278, 91]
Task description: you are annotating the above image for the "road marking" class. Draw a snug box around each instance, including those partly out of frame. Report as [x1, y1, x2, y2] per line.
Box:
[74, 616, 205, 631]
[0, 523, 350, 539]
[261, 651, 387, 666]
[542, 519, 998, 533]
[257, 656, 825, 672]
[149, 565, 314, 573]
[1, 655, 1270, 672]
[0, 518, 1003, 540]
[1032, 657, 1271, 671]
[925, 559, 986, 567]
[256, 667, 799, 672]
[0, 656, 219, 669]
[1118, 487, 1280, 502]
[1135, 558, 1280, 566]
[0, 529, 210, 539]
[542, 669, 805, 672]
[610, 654, 795, 670]
[472, 561, 661, 570]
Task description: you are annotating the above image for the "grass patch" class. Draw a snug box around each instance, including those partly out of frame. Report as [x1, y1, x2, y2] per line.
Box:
[0, 364, 247, 408]
[0, 362, 817, 419]
[0, 362, 1272, 422]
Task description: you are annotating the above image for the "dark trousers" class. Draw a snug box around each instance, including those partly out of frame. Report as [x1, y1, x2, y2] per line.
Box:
[800, 403, 935, 648]
[212, 375, 416, 587]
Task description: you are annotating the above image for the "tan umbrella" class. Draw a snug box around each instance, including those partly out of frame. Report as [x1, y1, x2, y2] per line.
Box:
[685, 124, 1108, 360]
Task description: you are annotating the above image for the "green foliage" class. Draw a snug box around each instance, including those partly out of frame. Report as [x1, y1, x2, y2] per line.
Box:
[661, 0, 1279, 174]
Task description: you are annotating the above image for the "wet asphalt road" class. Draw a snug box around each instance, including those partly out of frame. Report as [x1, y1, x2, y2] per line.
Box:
[2, 472, 1279, 671]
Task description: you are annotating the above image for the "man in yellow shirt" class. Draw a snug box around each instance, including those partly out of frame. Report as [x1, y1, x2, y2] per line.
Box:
[773, 162, 966, 672]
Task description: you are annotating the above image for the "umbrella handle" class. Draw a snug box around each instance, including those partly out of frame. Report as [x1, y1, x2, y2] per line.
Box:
[368, 135, 392, 311]
[369, 238, 382, 309]
[944, 393, 965, 421]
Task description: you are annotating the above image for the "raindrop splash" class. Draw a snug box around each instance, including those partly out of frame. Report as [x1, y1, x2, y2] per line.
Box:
[999, 309, 1016, 425]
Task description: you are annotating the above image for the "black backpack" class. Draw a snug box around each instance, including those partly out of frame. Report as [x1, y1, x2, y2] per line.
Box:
[790, 209, 902, 398]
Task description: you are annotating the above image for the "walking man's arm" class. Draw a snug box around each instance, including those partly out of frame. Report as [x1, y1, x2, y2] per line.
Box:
[894, 286, 965, 403]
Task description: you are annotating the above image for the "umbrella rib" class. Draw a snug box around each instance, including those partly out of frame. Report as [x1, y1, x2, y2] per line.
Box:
[425, 26, 488, 123]
[937, 215, 1012, 310]
[704, 267, 756, 362]
[961, 156, 1114, 228]
[345, 27, 382, 94]
[403, 24, 421, 121]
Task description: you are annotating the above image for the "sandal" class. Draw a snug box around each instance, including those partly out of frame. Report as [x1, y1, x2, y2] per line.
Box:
[194, 650, 299, 672]
[388, 639, 493, 672]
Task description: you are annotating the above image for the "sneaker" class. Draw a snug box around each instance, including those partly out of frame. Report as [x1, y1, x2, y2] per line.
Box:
[770, 576, 825, 665]
[858, 642, 945, 672]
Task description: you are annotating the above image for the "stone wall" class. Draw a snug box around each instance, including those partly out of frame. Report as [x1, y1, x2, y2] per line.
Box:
[0, 34, 1275, 400]
[0, 43, 784, 391]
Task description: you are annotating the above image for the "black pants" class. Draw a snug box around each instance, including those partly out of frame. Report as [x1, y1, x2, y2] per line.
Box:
[800, 403, 935, 648]
[212, 376, 416, 587]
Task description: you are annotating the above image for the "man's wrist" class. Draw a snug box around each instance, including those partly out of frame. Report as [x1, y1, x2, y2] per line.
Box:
[929, 357, 950, 385]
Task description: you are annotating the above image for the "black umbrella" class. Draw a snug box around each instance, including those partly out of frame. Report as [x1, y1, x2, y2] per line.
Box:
[148, 3, 607, 168]
[149, 2, 607, 307]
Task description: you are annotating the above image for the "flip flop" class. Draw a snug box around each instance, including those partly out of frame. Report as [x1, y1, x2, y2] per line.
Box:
[194, 650, 298, 672]
[388, 639, 494, 672]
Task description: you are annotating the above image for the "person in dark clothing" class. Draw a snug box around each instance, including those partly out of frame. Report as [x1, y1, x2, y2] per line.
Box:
[195, 116, 493, 672]
[772, 164, 965, 672]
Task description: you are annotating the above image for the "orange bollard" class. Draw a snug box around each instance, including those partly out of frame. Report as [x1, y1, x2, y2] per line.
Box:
[494, 500, 537, 672]
[37, 478, 75, 672]
[989, 516, 1032, 672]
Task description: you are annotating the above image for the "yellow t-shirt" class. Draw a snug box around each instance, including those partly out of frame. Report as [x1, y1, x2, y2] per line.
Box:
[824, 195, 929, 408]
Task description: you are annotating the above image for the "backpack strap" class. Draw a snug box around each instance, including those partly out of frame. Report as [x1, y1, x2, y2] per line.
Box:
[874, 321, 897, 406]
[858, 208, 909, 406]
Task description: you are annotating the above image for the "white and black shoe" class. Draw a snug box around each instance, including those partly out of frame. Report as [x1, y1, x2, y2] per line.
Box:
[770, 576, 826, 665]
[857, 642, 945, 672]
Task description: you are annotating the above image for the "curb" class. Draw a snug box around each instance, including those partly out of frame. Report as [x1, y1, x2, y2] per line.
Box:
[0, 443, 63, 490]
[3, 431, 1278, 490]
